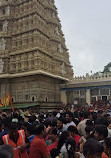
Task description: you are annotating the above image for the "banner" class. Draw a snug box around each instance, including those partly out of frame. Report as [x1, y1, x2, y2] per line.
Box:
[0, 93, 14, 112]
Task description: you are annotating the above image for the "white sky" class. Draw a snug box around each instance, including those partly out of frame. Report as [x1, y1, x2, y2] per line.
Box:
[55, 0, 111, 77]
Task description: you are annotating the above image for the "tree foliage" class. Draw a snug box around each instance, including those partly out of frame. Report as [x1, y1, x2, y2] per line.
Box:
[103, 62, 111, 73]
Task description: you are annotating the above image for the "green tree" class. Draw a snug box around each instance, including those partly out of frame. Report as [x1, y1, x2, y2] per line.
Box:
[103, 62, 111, 73]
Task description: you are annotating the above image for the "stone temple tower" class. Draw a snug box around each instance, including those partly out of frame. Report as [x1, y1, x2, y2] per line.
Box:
[0, 0, 73, 110]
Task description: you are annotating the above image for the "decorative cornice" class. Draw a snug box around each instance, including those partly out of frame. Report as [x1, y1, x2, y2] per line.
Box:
[0, 70, 69, 81]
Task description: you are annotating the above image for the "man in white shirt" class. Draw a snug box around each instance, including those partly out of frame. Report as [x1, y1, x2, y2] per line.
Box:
[64, 112, 76, 131]
[77, 111, 91, 136]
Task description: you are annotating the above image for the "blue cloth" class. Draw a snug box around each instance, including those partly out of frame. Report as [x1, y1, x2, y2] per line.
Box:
[0, 129, 9, 142]
[27, 135, 35, 154]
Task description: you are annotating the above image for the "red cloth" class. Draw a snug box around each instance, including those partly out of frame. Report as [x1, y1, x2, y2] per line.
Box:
[102, 152, 109, 158]
[48, 141, 58, 152]
[29, 135, 50, 158]
[73, 135, 81, 147]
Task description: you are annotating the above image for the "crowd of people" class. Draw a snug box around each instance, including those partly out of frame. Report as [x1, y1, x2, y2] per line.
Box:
[0, 103, 111, 158]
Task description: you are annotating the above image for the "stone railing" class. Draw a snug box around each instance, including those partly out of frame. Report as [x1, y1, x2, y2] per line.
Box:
[71, 72, 111, 84]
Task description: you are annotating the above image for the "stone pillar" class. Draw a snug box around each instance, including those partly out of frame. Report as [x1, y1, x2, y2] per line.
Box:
[86, 89, 91, 105]
[61, 90, 67, 105]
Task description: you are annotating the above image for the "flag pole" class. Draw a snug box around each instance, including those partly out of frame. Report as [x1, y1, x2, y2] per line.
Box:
[8, 93, 14, 112]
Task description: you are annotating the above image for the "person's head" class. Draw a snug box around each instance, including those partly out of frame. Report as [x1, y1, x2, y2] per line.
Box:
[51, 120, 57, 128]
[57, 117, 64, 130]
[2, 117, 11, 129]
[83, 138, 104, 158]
[0, 145, 13, 158]
[57, 131, 69, 151]
[12, 112, 18, 119]
[104, 114, 111, 120]
[104, 138, 111, 156]
[67, 125, 79, 137]
[50, 148, 60, 158]
[94, 125, 108, 141]
[65, 112, 73, 123]
[66, 138, 76, 158]
[95, 117, 109, 127]
[84, 111, 91, 119]
[9, 122, 18, 140]
[34, 124, 46, 138]
[48, 127, 57, 142]
[86, 120, 93, 127]
[27, 124, 35, 136]
[85, 126, 93, 134]
[28, 115, 36, 123]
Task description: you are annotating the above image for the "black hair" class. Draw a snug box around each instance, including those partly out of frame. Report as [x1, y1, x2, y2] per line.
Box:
[57, 117, 64, 123]
[53, 112, 57, 117]
[83, 138, 104, 156]
[0, 145, 13, 158]
[85, 126, 93, 134]
[85, 126, 94, 139]
[44, 120, 51, 128]
[34, 124, 44, 135]
[66, 112, 73, 118]
[104, 138, 111, 151]
[83, 111, 90, 119]
[48, 127, 57, 135]
[9, 122, 18, 130]
[66, 138, 76, 158]
[51, 120, 57, 127]
[28, 115, 36, 123]
[91, 112, 97, 123]
[12, 112, 18, 119]
[79, 111, 84, 118]
[104, 114, 110, 118]
[2, 117, 11, 128]
[57, 131, 69, 151]
[86, 120, 93, 127]
[50, 148, 60, 158]
[95, 125, 108, 139]
[2, 113, 7, 118]
[27, 124, 35, 135]
[95, 117, 109, 127]
[67, 125, 79, 135]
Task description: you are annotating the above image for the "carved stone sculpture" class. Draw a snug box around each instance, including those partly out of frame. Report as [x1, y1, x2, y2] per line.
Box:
[3, 20, 8, 31]
[58, 43, 63, 53]
[0, 58, 4, 73]
[6, 6, 10, 15]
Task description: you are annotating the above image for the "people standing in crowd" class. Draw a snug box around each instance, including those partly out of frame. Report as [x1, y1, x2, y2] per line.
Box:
[29, 124, 50, 158]
[81, 138, 104, 158]
[46, 127, 58, 152]
[0, 102, 111, 158]
[57, 131, 69, 153]
[103, 137, 111, 158]
[77, 111, 91, 136]
[64, 112, 76, 131]
[67, 125, 81, 150]
[2, 122, 29, 158]
[0, 117, 10, 141]
[65, 138, 80, 158]
[27, 123, 35, 154]
[57, 117, 65, 136]
[94, 125, 108, 145]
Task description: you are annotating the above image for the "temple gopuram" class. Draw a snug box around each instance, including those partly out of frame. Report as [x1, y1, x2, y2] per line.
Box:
[0, 0, 73, 110]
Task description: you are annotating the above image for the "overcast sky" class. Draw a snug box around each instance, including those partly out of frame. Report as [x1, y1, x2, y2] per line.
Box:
[55, 0, 111, 77]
